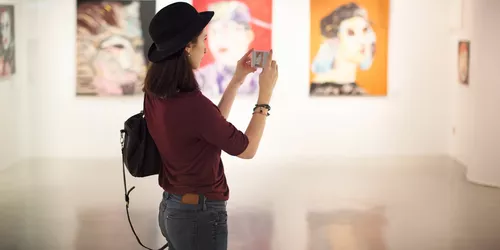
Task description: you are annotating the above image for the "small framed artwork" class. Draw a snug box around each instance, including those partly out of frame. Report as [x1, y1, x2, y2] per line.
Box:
[0, 5, 15, 78]
[458, 40, 470, 85]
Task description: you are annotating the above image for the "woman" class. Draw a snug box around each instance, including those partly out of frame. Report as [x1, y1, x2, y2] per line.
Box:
[143, 2, 278, 250]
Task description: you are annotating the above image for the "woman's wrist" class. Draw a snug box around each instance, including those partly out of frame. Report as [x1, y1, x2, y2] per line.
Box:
[229, 76, 244, 86]
[224, 83, 239, 95]
[226, 79, 242, 91]
[257, 91, 272, 104]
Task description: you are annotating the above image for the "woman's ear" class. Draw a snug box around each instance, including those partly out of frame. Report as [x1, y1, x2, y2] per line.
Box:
[185, 43, 192, 55]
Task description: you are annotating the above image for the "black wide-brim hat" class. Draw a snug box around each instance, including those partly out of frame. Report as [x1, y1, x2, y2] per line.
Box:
[148, 2, 214, 63]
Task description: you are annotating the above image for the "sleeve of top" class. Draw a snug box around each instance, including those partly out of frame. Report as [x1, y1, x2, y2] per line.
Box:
[197, 102, 249, 156]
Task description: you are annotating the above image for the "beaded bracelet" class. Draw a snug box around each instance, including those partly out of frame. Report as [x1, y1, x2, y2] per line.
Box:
[253, 107, 270, 117]
[253, 104, 271, 112]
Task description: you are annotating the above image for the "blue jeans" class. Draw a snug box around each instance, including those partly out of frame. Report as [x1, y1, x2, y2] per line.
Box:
[158, 191, 228, 250]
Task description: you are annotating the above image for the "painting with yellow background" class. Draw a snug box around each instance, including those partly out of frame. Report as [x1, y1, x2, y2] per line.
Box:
[309, 0, 389, 96]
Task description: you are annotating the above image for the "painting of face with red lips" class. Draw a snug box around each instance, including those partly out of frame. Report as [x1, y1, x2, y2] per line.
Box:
[309, 0, 389, 96]
[76, 0, 155, 96]
[0, 5, 15, 77]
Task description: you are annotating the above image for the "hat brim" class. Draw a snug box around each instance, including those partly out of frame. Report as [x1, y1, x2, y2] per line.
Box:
[147, 11, 214, 63]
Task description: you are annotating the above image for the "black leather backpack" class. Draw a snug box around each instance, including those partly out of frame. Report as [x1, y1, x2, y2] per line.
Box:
[120, 94, 168, 250]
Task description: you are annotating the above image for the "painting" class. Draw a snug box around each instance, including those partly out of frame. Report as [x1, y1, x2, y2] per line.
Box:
[228, 208, 274, 250]
[458, 40, 470, 85]
[0, 5, 15, 77]
[307, 207, 388, 250]
[76, 0, 155, 96]
[309, 1, 389, 96]
[192, 0, 273, 96]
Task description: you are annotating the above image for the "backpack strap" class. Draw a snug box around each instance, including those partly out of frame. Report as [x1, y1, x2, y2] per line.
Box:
[142, 92, 147, 114]
[121, 157, 168, 250]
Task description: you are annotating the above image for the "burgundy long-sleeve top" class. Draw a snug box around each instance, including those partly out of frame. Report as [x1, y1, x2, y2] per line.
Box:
[144, 90, 249, 201]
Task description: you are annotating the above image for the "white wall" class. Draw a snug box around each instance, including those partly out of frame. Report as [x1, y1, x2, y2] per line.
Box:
[448, 0, 473, 169]
[28, 0, 453, 161]
[450, 0, 500, 187]
[0, 67, 20, 170]
[0, 0, 29, 170]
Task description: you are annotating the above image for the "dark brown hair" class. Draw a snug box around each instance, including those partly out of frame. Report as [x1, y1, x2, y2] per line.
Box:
[320, 2, 365, 38]
[143, 34, 201, 98]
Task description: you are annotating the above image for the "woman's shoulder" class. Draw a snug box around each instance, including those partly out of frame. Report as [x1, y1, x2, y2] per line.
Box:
[191, 91, 220, 113]
[147, 90, 220, 116]
[164, 90, 219, 113]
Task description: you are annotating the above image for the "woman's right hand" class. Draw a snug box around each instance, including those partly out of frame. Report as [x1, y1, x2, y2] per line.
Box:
[258, 50, 278, 100]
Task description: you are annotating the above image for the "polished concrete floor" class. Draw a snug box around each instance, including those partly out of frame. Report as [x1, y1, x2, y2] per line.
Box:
[1, 156, 500, 250]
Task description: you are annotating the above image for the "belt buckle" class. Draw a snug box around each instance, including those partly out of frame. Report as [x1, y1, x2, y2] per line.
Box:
[181, 193, 200, 205]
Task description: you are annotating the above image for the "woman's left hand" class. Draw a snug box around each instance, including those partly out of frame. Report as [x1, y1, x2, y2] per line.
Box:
[232, 48, 257, 84]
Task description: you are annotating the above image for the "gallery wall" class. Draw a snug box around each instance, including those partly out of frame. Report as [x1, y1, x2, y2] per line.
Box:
[0, 1, 29, 170]
[26, 0, 454, 162]
[450, 0, 500, 188]
[0, 56, 20, 169]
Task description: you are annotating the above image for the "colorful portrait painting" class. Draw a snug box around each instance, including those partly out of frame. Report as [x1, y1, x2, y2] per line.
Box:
[309, 1, 389, 96]
[0, 5, 15, 77]
[76, 0, 155, 96]
[458, 40, 470, 85]
[192, 0, 272, 96]
[307, 207, 388, 250]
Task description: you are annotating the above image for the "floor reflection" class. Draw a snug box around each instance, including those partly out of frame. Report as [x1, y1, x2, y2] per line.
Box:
[228, 207, 274, 250]
[308, 207, 387, 250]
[74, 207, 158, 250]
[1, 157, 500, 250]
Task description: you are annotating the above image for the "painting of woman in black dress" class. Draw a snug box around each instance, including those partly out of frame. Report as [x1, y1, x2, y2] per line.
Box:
[309, 1, 389, 96]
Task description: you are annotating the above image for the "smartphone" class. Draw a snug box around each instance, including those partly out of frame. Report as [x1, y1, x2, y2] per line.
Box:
[251, 50, 269, 68]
